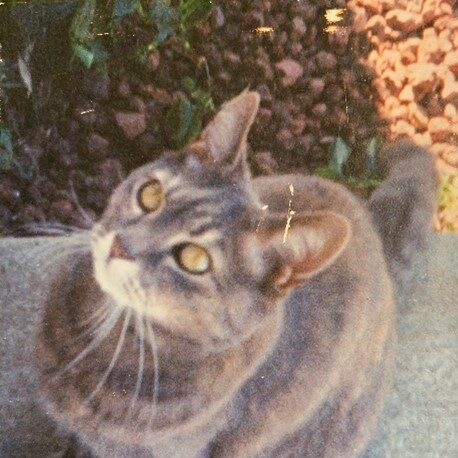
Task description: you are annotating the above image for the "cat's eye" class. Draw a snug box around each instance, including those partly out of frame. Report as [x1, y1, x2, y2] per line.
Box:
[137, 179, 163, 212]
[174, 243, 211, 274]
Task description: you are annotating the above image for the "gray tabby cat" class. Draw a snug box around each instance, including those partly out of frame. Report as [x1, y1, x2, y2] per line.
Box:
[1, 91, 437, 458]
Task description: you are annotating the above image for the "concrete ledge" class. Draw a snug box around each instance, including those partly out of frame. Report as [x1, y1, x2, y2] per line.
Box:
[0, 233, 456, 457]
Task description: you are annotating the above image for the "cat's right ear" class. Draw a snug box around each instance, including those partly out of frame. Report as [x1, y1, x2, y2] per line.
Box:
[240, 210, 351, 294]
[186, 90, 260, 177]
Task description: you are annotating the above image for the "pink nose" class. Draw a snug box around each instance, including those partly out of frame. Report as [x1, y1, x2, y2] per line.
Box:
[109, 234, 133, 260]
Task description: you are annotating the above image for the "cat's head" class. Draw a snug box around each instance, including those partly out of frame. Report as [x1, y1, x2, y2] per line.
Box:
[91, 91, 350, 351]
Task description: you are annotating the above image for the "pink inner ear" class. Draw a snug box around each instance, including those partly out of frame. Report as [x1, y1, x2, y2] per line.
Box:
[187, 140, 213, 164]
[274, 252, 324, 290]
[274, 252, 326, 290]
[186, 91, 260, 169]
[273, 213, 352, 291]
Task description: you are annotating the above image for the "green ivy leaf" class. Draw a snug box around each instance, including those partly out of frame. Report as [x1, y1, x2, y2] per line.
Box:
[0, 125, 13, 171]
[181, 76, 215, 112]
[329, 136, 351, 176]
[150, 0, 177, 44]
[182, 76, 197, 93]
[70, 0, 105, 68]
[179, 0, 214, 29]
[70, 0, 97, 43]
[366, 137, 378, 177]
[156, 25, 174, 44]
[90, 38, 109, 63]
[195, 89, 215, 111]
[316, 137, 381, 191]
[73, 43, 94, 68]
[113, 0, 143, 23]
[167, 98, 202, 149]
[151, 0, 174, 24]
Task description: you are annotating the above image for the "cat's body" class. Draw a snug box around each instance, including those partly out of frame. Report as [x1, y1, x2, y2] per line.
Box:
[34, 174, 393, 458]
[0, 92, 437, 457]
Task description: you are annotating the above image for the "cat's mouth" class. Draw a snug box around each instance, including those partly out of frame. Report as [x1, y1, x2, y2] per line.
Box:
[91, 229, 146, 311]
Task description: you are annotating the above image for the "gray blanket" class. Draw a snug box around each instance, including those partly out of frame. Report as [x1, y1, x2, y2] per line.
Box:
[0, 233, 457, 457]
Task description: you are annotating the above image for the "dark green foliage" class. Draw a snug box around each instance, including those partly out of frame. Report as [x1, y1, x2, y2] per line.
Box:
[149, 1, 176, 46]
[327, 137, 350, 176]
[146, 0, 215, 51]
[68, 0, 216, 150]
[0, 124, 13, 170]
[366, 137, 378, 178]
[316, 137, 382, 190]
[70, 0, 97, 41]
[181, 76, 215, 112]
[113, 0, 143, 23]
[179, 0, 213, 27]
[0, 50, 13, 169]
[166, 98, 201, 149]
[178, 0, 214, 46]
[69, 0, 215, 67]
[166, 76, 215, 149]
[70, 0, 109, 68]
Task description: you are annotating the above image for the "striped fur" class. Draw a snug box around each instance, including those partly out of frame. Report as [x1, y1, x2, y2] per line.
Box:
[33, 92, 434, 457]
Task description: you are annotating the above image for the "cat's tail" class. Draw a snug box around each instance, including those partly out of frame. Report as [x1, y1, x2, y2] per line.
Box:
[368, 140, 438, 294]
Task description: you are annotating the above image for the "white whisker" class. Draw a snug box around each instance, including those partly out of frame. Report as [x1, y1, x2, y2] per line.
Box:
[69, 179, 96, 229]
[56, 307, 123, 378]
[80, 303, 110, 327]
[84, 309, 132, 404]
[128, 312, 145, 418]
[76, 306, 111, 341]
[145, 319, 160, 425]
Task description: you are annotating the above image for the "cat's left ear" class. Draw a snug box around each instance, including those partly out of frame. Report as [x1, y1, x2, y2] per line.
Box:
[187, 90, 260, 176]
[240, 211, 351, 293]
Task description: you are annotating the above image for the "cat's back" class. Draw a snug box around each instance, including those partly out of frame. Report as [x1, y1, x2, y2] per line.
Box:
[0, 234, 90, 457]
[254, 174, 370, 227]
[253, 173, 393, 369]
[232, 174, 396, 457]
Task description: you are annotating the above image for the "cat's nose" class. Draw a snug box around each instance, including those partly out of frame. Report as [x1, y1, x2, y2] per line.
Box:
[109, 234, 134, 260]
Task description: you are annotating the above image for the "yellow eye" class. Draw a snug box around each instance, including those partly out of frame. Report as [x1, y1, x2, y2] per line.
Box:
[175, 243, 211, 274]
[137, 179, 163, 212]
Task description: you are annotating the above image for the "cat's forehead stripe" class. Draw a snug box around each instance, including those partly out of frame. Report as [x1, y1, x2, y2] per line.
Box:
[192, 228, 222, 244]
[167, 186, 215, 203]
[189, 217, 221, 236]
[162, 225, 222, 248]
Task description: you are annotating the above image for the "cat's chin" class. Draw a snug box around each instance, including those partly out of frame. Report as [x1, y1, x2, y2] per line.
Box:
[95, 258, 145, 310]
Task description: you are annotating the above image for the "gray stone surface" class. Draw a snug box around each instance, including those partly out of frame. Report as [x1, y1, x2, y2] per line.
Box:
[0, 233, 456, 457]
[0, 234, 91, 458]
[363, 233, 458, 458]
